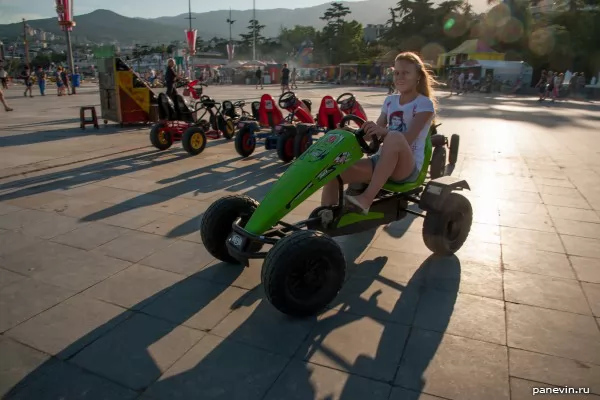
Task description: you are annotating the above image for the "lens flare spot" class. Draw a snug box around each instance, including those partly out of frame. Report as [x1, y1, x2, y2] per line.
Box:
[444, 18, 456, 31]
[499, 17, 524, 43]
[529, 28, 555, 56]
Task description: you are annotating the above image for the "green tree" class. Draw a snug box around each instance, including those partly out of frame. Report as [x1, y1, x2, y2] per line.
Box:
[239, 19, 266, 50]
[320, 2, 352, 34]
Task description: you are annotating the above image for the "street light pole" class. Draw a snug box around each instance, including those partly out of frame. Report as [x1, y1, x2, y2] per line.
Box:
[65, 28, 76, 94]
[22, 19, 30, 70]
[252, 0, 256, 61]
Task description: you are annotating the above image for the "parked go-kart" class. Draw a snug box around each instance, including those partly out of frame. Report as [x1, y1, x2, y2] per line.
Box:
[293, 93, 364, 159]
[200, 114, 473, 317]
[222, 99, 259, 124]
[429, 122, 460, 179]
[337, 92, 368, 121]
[194, 96, 236, 140]
[234, 91, 316, 163]
[149, 90, 208, 156]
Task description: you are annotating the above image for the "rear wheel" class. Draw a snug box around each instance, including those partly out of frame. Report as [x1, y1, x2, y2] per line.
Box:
[430, 146, 446, 179]
[235, 125, 256, 157]
[293, 125, 313, 158]
[422, 193, 472, 255]
[449, 134, 460, 165]
[200, 195, 261, 263]
[149, 123, 172, 150]
[181, 127, 207, 155]
[276, 128, 296, 163]
[262, 230, 346, 316]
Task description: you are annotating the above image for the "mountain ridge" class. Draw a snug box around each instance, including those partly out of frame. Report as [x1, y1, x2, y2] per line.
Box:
[0, 0, 489, 44]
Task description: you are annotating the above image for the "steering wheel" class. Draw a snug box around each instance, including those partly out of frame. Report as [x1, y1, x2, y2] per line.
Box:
[279, 91, 297, 109]
[339, 115, 380, 155]
[336, 92, 356, 111]
[234, 100, 246, 108]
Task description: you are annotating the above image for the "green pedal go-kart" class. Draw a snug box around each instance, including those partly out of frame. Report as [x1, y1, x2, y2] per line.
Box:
[200, 115, 473, 317]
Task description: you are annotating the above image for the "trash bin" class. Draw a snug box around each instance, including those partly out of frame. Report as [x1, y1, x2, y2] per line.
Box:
[72, 73, 81, 88]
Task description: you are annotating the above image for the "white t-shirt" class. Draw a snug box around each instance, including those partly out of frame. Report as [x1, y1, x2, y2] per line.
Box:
[380, 94, 435, 171]
[468, 72, 474, 81]
[458, 73, 465, 82]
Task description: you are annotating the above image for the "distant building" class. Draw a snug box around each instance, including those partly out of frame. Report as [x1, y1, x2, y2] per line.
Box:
[363, 24, 387, 42]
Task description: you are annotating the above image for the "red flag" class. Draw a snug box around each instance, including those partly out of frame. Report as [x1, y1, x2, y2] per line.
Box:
[56, 0, 75, 31]
[185, 29, 197, 55]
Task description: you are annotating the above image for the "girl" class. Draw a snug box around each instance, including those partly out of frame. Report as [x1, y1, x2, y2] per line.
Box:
[321, 51, 436, 214]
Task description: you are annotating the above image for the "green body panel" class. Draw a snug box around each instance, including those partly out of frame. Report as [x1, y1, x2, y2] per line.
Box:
[336, 212, 384, 228]
[244, 129, 364, 234]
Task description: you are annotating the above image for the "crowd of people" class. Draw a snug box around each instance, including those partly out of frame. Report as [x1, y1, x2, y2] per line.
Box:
[535, 70, 591, 102]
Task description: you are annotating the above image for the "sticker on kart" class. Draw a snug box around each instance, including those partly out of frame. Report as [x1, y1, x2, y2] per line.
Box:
[333, 152, 351, 165]
[325, 99, 335, 108]
[300, 133, 344, 162]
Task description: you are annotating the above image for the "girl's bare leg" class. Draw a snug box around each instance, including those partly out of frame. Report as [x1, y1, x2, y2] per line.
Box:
[321, 159, 375, 206]
[350, 134, 415, 209]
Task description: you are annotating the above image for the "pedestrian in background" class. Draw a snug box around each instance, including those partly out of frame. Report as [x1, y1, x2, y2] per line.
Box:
[36, 66, 46, 96]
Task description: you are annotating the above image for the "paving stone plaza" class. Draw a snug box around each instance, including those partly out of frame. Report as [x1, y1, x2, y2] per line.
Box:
[0, 83, 599, 399]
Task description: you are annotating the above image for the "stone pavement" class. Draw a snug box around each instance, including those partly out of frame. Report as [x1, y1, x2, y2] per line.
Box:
[0, 83, 599, 400]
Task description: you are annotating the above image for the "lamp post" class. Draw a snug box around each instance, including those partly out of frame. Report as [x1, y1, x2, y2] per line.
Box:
[55, 0, 76, 94]
[184, 0, 197, 79]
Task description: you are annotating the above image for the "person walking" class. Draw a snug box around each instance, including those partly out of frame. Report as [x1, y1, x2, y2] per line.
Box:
[281, 63, 290, 94]
[0, 66, 8, 89]
[291, 67, 298, 89]
[21, 66, 33, 97]
[0, 87, 13, 111]
[36, 66, 46, 96]
[255, 67, 263, 89]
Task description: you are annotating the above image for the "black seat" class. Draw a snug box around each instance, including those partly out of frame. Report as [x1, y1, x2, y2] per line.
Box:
[174, 94, 194, 122]
[251, 101, 260, 120]
[222, 100, 236, 119]
[302, 99, 312, 112]
[157, 93, 175, 120]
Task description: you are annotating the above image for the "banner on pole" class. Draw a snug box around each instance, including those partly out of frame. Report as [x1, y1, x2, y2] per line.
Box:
[56, 0, 75, 31]
[185, 29, 197, 55]
[226, 43, 235, 61]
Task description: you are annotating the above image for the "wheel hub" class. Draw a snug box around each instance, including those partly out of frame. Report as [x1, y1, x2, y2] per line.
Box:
[286, 258, 329, 301]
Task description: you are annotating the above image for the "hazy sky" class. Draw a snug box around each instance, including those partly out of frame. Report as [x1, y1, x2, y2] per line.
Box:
[0, 0, 370, 24]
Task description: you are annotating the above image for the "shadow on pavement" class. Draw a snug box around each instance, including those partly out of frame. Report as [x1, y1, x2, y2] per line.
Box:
[2, 224, 461, 400]
[0, 126, 129, 147]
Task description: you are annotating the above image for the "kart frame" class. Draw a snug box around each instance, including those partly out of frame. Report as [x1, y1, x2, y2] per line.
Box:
[226, 174, 470, 266]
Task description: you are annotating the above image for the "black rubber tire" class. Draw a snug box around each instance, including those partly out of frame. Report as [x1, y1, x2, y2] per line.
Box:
[181, 127, 207, 155]
[235, 125, 256, 157]
[449, 134, 460, 165]
[149, 123, 172, 150]
[221, 117, 235, 140]
[293, 125, 313, 158]
[430, 146, 446, 179]
[276, 127, 296, 163]
[261, 230, 346, 317]
[200, 195, 260, 263]
[422, 193, 473, 255]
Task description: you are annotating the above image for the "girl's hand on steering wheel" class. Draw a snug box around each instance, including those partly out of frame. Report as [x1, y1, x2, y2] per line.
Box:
[363, 121, 388, 140]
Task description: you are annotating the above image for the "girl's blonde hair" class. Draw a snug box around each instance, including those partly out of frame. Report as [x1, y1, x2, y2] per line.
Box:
[395, 51, 438, 112]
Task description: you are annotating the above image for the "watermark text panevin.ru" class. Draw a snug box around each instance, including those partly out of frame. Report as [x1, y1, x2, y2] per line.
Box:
[533, 386, 590, 396]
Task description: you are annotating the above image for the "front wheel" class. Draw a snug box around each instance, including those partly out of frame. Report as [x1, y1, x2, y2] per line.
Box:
[262, 230, 346, 317]
[181, 127, 207, 155]
[422, 193, 473, 255]
[149, 123, 172, 150]
[200, 195, 260, 263]
[221, 117, 235, 140]
[235, 125, 256, 157]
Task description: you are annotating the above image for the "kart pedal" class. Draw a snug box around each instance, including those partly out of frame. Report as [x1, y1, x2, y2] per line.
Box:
[318, 209, 334, 227]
